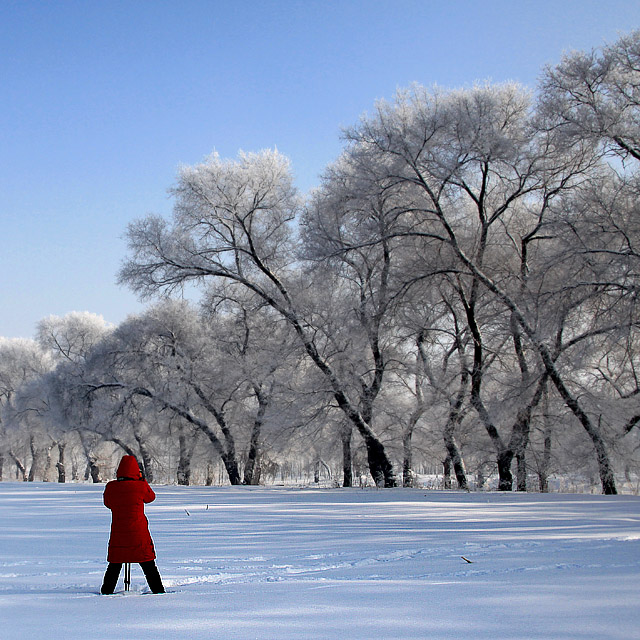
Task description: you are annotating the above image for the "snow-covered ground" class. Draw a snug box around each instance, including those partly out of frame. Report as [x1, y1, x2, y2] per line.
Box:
[1, 483, 639, 639]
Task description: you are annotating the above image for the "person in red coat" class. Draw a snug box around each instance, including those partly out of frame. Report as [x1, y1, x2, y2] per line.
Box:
[100, 455, 165, 594]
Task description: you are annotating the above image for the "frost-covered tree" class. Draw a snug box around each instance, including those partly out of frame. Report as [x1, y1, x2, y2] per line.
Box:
[393, 285, 473, 489]
[0, 338, 53, 480]
[299, 164, 409, 484]
[197, 287, 307, 485]
[538, 30, 640, 163]
[534, 30, 640, 490]
[78, 301, 240, 484]
[119, 150, 398, 486]
[75, 298, 303, 485]
[337, 81, 623, 493]
[37, 312, 111, 364]
[30, 312, 114, 481]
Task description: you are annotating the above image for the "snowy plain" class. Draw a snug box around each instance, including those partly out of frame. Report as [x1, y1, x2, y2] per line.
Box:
[0, 483, 639, 639]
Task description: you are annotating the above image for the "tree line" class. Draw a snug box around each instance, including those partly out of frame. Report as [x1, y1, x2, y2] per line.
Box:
[2, 32, 640, 493]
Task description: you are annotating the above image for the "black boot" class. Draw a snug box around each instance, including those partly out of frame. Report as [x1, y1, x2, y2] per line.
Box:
[101, 562, 122, 594]
[140, 560, 165, 593]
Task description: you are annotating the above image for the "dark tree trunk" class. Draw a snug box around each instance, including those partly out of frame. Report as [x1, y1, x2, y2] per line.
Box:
[244, 386, 268, 486]
[289, 321, 397, 487]
[28, 435, 39, 482]
[538, 431, 552, 493]
[465, 292, 514, 491]
[222, 454, 241, 486]
[190, 384, 242, 486]
[363, 433, 396, 487]
[341, 426, 353, 488]
[56, 443, 66, 483]
[443, 456, 452, 489]
[516, 451, 527, 491]
[476, 467, 486, 490]
[135, 434, 154, 483]
[85, 457, 101, 483]
[443, 429, 468, 490]
[11, 452, 27, 481]
[496, 450, 514, 491]
[176, 427, 195, 486]
[546, 361, 617, 494]
[243, 435, 261, 485]
[90, 462, 101, 483]
[176, 459, 191, 485]
[403, 429, 413, 488]
[43, 444, 54, 481]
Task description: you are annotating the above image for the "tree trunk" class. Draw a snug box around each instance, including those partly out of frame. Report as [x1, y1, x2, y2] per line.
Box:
[43, 444, 53, 481]
[341, 426, 353, 488]
[176, 424, 195, 486]
[510, 378, 548, 493]
[359, 415, 395, 486]
[85, 457, 101, 483]
[28, 435, 38, 482]
[252, 460, 262, 486]
[243, 429, 261, 485]
[496, 450, 514, 491]
[56, 443, 66, 483]
[176, 450, 191, 485]
[472, 402, 514, 491]
[538, 429, 552, 493]
[443, 455, 452, 489]
[516, 451, 527, 491]
[221, 453, 241, 486]
[244, 385, 268, 485]
[10, 452, 27, 481]
[362, 432, 396, 487]
[443, 427, 468, 490]
[189, 384, 242, 486]
[537, 389, 552, 493]
[538, 348, 618, 494]
[439, 325, 470, 491]
[289, 321, 397, 487]
[134, 433, 154, 483]
[78, 431, 101, 483]
[402, 397, 426, 488]
[465, 294, 514, 491]
[476, 466, 486, 490]
[403, 428, 414, 488]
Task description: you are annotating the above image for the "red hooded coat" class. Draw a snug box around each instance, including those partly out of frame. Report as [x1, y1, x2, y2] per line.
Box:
[103, 456, 157, 563]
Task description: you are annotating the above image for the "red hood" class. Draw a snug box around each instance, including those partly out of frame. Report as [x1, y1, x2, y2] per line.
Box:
[116, 455, 141, 479]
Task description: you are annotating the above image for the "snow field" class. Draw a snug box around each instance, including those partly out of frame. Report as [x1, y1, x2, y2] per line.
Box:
[0, 483, 639, 639]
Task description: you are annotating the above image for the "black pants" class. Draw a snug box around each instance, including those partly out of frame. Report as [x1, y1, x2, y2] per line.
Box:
[101, 560, 165, 594]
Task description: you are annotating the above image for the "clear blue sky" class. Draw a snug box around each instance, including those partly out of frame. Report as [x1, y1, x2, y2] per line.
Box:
[2, 0, 639, 339]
